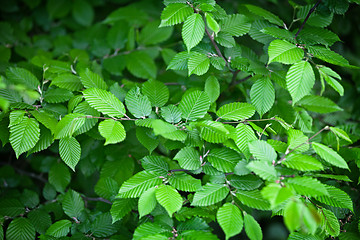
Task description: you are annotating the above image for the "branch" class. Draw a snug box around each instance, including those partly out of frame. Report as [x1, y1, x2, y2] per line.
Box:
[204, 27, 228, 65]
[0, 163, 47, 183]
[294, 0, 322, 39]
[82, 196, 112, 205]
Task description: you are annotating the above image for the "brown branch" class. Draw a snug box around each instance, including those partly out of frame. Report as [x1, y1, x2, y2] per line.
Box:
[204, 27, 228, 65]
[82, 196, 112, 205]
[294, 0, 322, 39]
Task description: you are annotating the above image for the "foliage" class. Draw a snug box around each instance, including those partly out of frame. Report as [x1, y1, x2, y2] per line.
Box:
[0, 0, 360, 239]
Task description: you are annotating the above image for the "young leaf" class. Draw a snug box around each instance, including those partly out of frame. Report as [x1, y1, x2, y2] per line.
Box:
[330, 127, 352, 143]
[283, 153, 324, 171]
[161, 105, 182, 124]
[312, 142, 349, 169]
[44, 88, 74, 103]
[6, 218, 35, 240]
[160, 3, 193, 27]
[284, 200, 302, 232]
[268, 40, 303, 64]
[315, 185, 353, 212]
[83, 88, 126, 118]
[250, 77, 275, 117]
[174, 147, 201, 170]
[142, 79, 169, 107]
[244, 213, 263, 240]
[207, 147, 240, 172]
[167, 51, 191, 70]
[217, 203, 243, 240]
[204, 76, 220, 103]
[9, 117, 40, 158]
[188, 52, 210, 76]
[182, 13, 205, 51]
[62, 190, 85, 219]
[98, 119, 126, 145]
[138, 187, 157, 218]
[216, 102, 255, 121]
[247, 161, 278, 181]
[228, 174, 263, 191]
[59, 137, 81, 171]
[234, 123, 257, 159]
[192, 183, 229, 206]
[205, 13, 220, 34]
[286, 61, 315, 104]
[79, 68, 107, 90]
[197, 120, 230, 143]
[297, 95, 342, 113]
[125, 87, 152, 118]
[6, 67, 39, 90]
[54, 113, 85, 139]
[248, 140, 277, 163]
[141, 156, 169, 176]
[287, 129, 309, 153]
[236, 189, 271, 210]
[307, 45, 350, 67]
[287, 176, 328, 197]
[168, 173, 202, 192]
[261, 183, 294, 209]
[179, 90, 210, 121]
[220, 14, 251, 37]
[156, 185, 183, 217]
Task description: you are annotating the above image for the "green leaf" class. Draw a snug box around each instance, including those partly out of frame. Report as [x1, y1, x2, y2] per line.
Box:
[59, 137, 81, 171]
[204, 76, 220, 103]
[44, 88, 74, 103]
[220, 14, 251, 37]
[288, 129, 309, 153]
[110, 198, 136, 223]
[62, 189, 85, 219]
[215, 32, 236, 47]
[298, 26, 340, 46]
[188, 52, 210, 76]
[312, 142, 349, 169]
[284, 200, 302, 232]
[192, 183, 229, 206]
[207, 148, 240, 172]
[205, 13, 220, 34]
[126, 51, 157, 79]
[322, 208, 340, 237]
[236, 189, 271, 210]
[286, 61, 315, 104]
[244, 213, 263, 240]
[125, 87, 152, 118]
[72, 0, 94, 26]
[197, 120, 230, 143]
[138, 187, 157, 218]
[174, 147, 201, 170]
[228, 174, 263, 191]
[142, 79, 169, 107]
[98, 119, 126, 145]
[94, 177, 119, 200]
[79, 68, 107, 90]
[92, 212, 118, 237]
[117, 171, 162, 198]
[167, 51, 191, 70]
[83, 88, 126, 118]
[168, 173, 202, 192]
[330, 127, 352, 143]
[156, 185, 183, 216]
[27, 209, 52, 235]
[319, 66, 344, 96]
[283, 153, 324, 171]
[160, 3, 193, 27]
[248, 140, 277, 163]
[234, 123, 257, 159]
[152, 119, 187, 141]
[136, 127, 159, 153]
[261, 183, 294, 209]
[250, 77, 275, 117]
[73, 101, 99, 135]
[245, 4, 283, 26]
[9, 117, 40, 158]
[161, 105, 182, 124]
[6, 218, 35, 240]
[268, 40, 303, 64]
[179, 90, 210, 121]
[297, 95, 342, 113]
[6, 67, 39, 90]
[182, 13, 205, 51]
[287, 176, 328, 197]
[139, 20, 173, 45]
[314, 185, 353, 212]
[45, 220, 71, 237]
[141, 156, 169, 176]
[247, 161, 278, 181]
[262, 27, 295, 42]
[48, 163, 71, 193]
[54, 113, 85, 139]
[0, 199, 24, 217]
[51, 73, 83, 91]
[9, 110, 26, 127]
[216, 102, 255, 121]
[217, 203, 243, 240]
[308, 45, 349, 67]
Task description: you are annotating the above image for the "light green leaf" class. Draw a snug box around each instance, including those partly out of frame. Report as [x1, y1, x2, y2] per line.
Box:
[217, 203, 243, 240]
[182, 13, 205, 51]
[161, 105, 182, 124]
[228, 174, 263, 191]
[248, 140, 277, 163]
[45, 220, 71, 237]
[236, 189, 271, 210]
[167, 51, 191, 70]
[6, 67, 39, 90]
[284, 200, 302, 232]
[28, 126, 54, 154]
[83, 88, 126, 118]
[141, 156, 169, 176]
[62, 190, 84, 219]
[215, 32, 236, 47]
[192, 183, 229, 206]
[312, 142, 349, 169]
[94, 177, 119, 200]
[188, 52, 210, 76]
[268, 39, 303, 64]
[197, 120, 230, 143]
[245, 4, 283, 26]
[168, 173, 202, 192]
[216, 102, 255, 121]
[319, 66, 344, 96]
[220, 14, 251, 37]
[126, 51, 157, 79]
[79, 68, 107, 90]
[179, 90, 210, 121]
[330, 127, 352, 143]
[136, 127, 159, 154]
[204, 76, 220, 103]
[59, 137, 81, 171]
[297, 95, 342, 113]
[250, 77, 275, 117]
[9, 110, 26, 127]
[174, 147, 201, 170]
[98, 119, 126, 145]
[261, 183, 294, 209]
[142, 79, 169, 107]
[308, 45, 349, 67]
[125, 87, 152, 118]
[283, 153, 324, 171]
[156, 185, 183, 216]
[205, 13, 220, 34]
[51, 73, 83, 91]
[152, 119, 187, 141]
[244, 213, 263, 240]
[246, 161, 278, 181]
[286, 61, 315, 104]
[9, 117, 40, 158]
[54, 113, 85, 139]
[6, 218, 35, 240]
[287, 176, 328, 197]
[314, 185, 353, 212]
[207, 148, 240, 172]
[234, 123, 257, 159]
[160, 3, 193, 27]
[139, 20, 173, 45]
[110, 198, 136, 223]
[322, 208, 340, 237]
[44, 88, 74, 103]
[117, 171, 162, 198]
[287, 129, 309, 153]
[138, 187, 157, 218]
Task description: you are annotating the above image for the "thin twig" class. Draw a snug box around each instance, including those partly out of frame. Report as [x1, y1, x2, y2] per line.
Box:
[204, 27, 228, 65]
[83, 115, 136, 121]
[82, 196, 112, 205]
[169, 169, 188, 173]
[294, 0, 322, 39]
[0, 163, 47, 183]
